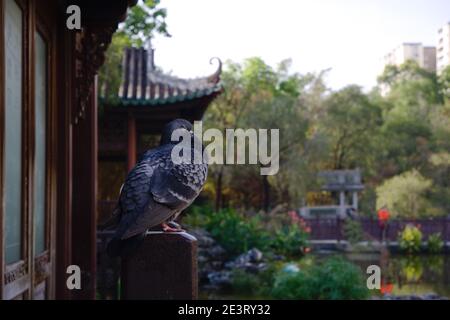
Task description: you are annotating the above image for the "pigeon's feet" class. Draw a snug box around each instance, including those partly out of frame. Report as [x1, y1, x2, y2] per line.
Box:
[162, 222, 185, 232]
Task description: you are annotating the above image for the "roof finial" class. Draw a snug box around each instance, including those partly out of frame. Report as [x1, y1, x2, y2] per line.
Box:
[145, 38, 155, 71]
[208, 57, 222, 84]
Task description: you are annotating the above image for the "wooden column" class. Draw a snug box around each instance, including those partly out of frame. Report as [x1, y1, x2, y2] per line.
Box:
[71, 80, 97, 300]
[127, 112, 137, 172]
[121, 232, 198, 300]
[55, 27, 74, 300]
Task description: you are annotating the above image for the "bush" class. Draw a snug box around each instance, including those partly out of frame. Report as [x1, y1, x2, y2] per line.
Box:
[398, 224, 422, 253]
[183, 205, 214, 228]
[271, 257, 369, 300]
[204, 208, 271, 256]
[185, 206, 310, 257]
[231, 269, 261, 295]
[343, 219, 364, 245]
[427, 232, 444, 253]
[230, 263, 280, 297]
[270, 223, 309, 257]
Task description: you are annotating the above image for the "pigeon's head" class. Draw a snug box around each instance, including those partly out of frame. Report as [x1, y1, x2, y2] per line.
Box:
[160, 119, 194, 145]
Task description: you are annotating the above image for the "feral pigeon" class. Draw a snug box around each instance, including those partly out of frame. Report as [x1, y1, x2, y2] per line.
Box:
[105, 119, 207, 257]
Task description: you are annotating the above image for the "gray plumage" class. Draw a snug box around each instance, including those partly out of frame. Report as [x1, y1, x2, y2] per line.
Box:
[106, 119, 207, 257]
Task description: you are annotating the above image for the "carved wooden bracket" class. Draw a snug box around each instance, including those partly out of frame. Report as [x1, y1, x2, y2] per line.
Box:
[73, 25, 117, 125]
[34, 252, 51, 285]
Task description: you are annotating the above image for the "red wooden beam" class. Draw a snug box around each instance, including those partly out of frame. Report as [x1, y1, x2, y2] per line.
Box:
[127, 112, 137, 172]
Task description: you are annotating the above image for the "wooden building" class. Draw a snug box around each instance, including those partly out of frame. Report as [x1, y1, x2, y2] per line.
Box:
[0, 0, 136, 300]
[98, 45, 222, 222]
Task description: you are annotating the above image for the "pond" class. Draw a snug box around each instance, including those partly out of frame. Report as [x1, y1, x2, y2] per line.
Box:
[339, 252, 450, 298]
[200, 252, 450, 299]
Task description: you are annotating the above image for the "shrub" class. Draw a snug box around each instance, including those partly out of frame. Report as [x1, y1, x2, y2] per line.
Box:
[270, 223, 309, 257]
[427, 232, 444, 253]
[204, 208, 271, 256]
[184, 206, 310, 257]
[343, 219, 364, 245]
[271, 257, 369, 300]
[398, 224, 422, 253]
[231, 269, 261, 295]
[183, 205, 214, 228]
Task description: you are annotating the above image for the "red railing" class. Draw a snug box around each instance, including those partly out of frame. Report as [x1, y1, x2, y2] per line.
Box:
[307, 217, 450, 242]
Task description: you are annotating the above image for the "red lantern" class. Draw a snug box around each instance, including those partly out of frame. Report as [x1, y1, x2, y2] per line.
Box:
[378, 208, 390, 222]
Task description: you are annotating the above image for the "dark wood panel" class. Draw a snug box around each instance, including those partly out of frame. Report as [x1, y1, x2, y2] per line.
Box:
[0, 0, 6, 300]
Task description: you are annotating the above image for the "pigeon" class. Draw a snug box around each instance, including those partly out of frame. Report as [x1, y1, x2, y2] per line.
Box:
[104, 119, 208, 258]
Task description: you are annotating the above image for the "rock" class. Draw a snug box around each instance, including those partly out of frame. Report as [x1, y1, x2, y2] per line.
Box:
[187, 229, 273, 293]
[248, 248, 263, 262]
[187, 228, 229, 288]
[207, 271, 233, 289]
[282, 263, 300, 274]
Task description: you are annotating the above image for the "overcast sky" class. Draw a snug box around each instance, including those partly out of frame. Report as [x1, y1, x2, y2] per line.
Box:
[151, 0, 450, 91]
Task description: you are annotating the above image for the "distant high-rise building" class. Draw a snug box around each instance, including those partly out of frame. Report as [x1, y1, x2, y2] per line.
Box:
[437, 22, 450, 74]
[382, 43, 436, 73]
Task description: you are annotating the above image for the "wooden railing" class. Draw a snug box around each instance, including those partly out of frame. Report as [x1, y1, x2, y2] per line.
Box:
[307, 217, 450, 242]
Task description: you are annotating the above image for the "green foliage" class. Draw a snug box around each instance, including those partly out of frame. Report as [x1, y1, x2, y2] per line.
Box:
[271, 257, 369, 300]
[426, 232, 444, 254]
[438, 65, 450, 101]
[182, 204, 214, 228]
[398, 224, 423, 253]
[184, 206, 309, 258]
[203, 57, 450, 216]
[376, 170, 441, 218]
[270, 223, 308, 257]
[204, 208, 271, 256]
[230, 263, 280, 297]
[98, 33, 132, 103]
[120, 0, 170, 46]
[231, 269, 261, 295]
[319, 85, 382, 170]
[98, 0, 170, 102]
[343, 219, 364, 245]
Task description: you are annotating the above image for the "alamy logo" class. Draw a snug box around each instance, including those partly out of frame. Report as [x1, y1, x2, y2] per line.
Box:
[171, 121, 279, 175]
[366, 265, 381, 290]
[66, 265, 81, 290]
[66, 5, 81, 30]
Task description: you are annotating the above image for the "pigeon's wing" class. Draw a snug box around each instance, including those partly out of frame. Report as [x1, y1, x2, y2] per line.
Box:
[114, 146, 208, 240]
[150, 159, 208, 210]
[119, 198, 177, 239]
[113, 150, 176, 240]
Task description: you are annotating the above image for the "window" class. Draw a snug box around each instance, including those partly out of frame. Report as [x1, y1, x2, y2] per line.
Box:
[34, 31, 47, 255]
[4, 0, 24, 265]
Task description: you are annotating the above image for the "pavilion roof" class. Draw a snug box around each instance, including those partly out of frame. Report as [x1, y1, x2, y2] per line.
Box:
[318, 169, 364, 191]
[114, 46, 222, 107]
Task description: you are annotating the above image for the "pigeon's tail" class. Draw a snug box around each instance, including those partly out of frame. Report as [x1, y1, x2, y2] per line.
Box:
[98, 205, 121, 230]
[106, 233, 146, 258]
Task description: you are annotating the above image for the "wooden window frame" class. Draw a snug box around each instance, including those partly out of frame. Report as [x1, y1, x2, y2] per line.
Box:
[0, 0, 57, 300]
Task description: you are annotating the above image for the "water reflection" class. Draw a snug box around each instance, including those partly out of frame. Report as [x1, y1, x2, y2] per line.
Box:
[342, 252, 450, 298]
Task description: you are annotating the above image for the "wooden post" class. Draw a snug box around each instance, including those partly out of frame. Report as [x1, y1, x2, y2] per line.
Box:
[127, 112, 137, 172]
[121, 232, 198, 300]
[71, 80, 98, 299]
[443, 217, 448, 253]
[336, 217, 341, 243]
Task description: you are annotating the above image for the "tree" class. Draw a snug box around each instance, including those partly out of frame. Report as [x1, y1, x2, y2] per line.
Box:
[98, 0, 170, 101]
[438, 65, 450, 102]
[375, 170, 442, 218]
[318, 85, 382, 170]
[204, 58, 326, 211]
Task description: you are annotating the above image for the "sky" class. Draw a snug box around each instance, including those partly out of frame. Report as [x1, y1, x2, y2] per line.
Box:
[151, 0, 450, 91]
